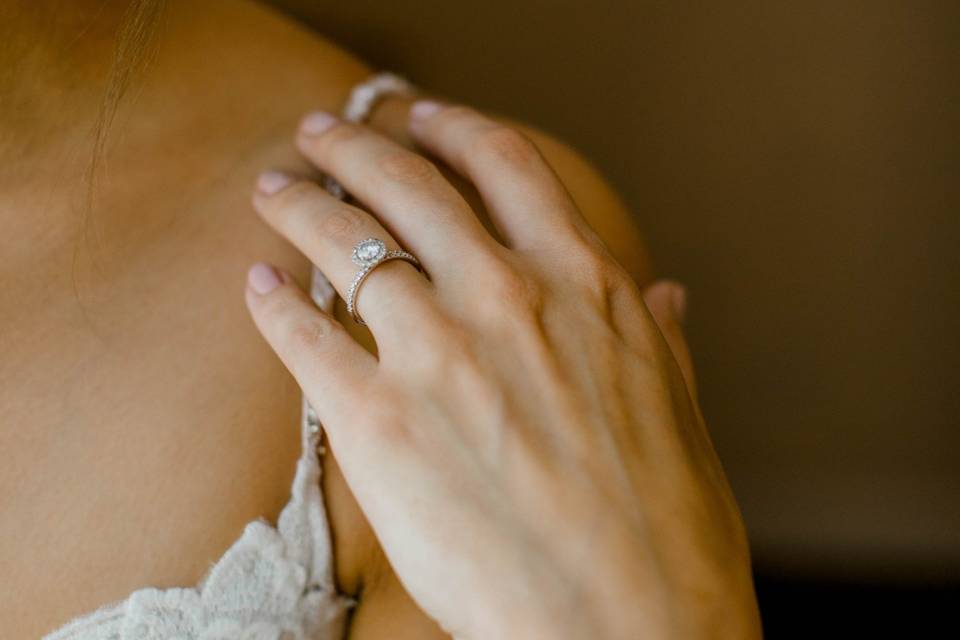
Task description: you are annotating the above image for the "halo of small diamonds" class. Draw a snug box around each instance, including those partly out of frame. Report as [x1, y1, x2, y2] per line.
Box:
[346, 238, 422, 325]
[352, 238, 387, 267]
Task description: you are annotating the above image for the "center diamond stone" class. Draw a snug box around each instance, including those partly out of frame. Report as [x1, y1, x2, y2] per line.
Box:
[352, 238, 387, 267]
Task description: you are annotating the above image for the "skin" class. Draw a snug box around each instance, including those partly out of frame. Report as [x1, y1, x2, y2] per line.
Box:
[0, 1, 654, 638]
[244, 104, 762, 638]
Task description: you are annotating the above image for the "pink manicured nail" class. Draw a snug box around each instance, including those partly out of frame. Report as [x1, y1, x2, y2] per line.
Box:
[256, 171, 292, 195]
[409, 100, 443, 121]
[248, 262, 282, 295]
[300, 111, 338, 135]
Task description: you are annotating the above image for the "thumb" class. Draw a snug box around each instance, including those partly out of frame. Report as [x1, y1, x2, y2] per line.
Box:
[642, 280, 698, 400]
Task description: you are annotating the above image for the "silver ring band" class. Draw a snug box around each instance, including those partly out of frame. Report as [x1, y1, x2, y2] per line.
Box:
[346, 238, 421, 325]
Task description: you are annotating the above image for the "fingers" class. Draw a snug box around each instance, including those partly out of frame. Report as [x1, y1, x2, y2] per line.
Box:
[641, 280, 698, 400]
[294, 111, 497, 280]
[407, 101, 584, 250]
[244, 262, 376, 423]
[252, 171, 434, 335]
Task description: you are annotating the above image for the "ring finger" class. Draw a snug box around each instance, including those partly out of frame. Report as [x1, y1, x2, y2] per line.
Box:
[252, 171, 433, 334]
[294, 112, 498, 284]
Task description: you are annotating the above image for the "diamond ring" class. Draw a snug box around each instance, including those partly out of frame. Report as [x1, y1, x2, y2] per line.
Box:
[346, 238, 422, 325]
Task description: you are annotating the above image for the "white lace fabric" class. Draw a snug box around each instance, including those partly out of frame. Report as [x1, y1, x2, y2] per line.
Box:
[43, 73, 414, 640]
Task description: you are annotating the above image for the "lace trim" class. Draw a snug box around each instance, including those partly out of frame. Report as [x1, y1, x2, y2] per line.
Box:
[44, 436, 351, 640]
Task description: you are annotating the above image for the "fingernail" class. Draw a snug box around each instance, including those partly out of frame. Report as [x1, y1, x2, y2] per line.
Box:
[671, 285, 688, 324]
[248, 262, 282, 295]
[409, 99, 444, 121]
[256, 171, 292, 195]
[300, 111, 338, 135]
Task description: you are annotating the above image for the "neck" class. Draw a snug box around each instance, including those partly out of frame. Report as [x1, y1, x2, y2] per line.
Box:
[0, 0, 367, 280]
[1, 1, 167, 270]
[0, 1, 141, 162]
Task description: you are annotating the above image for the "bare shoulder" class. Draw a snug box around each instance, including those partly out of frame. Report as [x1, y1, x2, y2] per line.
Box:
[1, 0, 651, 635]
[0, 2, 373, 637]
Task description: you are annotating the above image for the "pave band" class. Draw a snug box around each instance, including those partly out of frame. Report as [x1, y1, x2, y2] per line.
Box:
[302, 73, 415, 442]
[346, 238, 421, 325]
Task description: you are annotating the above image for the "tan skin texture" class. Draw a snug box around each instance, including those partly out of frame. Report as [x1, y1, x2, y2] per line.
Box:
[0, 1, 655, 638]
[245, 97, 763, 637]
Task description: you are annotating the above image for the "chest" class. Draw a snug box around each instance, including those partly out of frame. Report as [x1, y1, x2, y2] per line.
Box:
[0, 182, 312, 636]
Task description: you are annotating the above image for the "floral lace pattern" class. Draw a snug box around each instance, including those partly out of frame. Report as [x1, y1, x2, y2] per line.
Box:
[44, 437, 351, 640]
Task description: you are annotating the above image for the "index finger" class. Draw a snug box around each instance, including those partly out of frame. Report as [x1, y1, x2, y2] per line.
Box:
[407, 102, 587, 251]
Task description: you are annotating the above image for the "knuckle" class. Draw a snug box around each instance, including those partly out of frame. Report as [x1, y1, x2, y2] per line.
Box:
[376, 150, 438, 184]
[605, 263, 636, 294]
[473, 125, 541, 167]
[314, 205, 360, 242]
[569, 242, 624, 289]
[257, 291, 340, 354]
[377, 150, 437, 184]
[496, 271, 544, 312]
[477, 257, 545, 321]
[319, 121, 364, 151]
[285, 315, 338, 352]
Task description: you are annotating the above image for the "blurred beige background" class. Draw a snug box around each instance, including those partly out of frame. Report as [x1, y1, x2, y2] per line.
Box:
[271, 0, 960, 582]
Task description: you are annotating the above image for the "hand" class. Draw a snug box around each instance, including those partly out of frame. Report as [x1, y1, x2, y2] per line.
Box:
[244, 102, 761, 639]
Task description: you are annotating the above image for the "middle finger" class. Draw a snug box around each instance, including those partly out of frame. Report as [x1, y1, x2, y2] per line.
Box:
[295, 111, 497, 281]
[252, 173, 433, 335]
